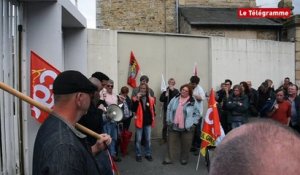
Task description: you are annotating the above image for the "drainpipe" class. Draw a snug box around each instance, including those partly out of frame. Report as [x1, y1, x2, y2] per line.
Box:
[18, 24, 24, 175]
[176, 0, 179, 33]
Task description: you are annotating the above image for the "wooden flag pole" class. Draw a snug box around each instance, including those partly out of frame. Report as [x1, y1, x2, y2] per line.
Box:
[0, 81, 101, 140]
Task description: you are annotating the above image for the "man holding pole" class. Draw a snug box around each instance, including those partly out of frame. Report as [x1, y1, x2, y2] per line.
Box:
[33, 70, 112, 175]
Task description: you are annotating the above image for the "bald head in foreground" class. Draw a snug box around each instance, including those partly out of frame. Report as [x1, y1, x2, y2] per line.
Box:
[209, 119, 300, 175]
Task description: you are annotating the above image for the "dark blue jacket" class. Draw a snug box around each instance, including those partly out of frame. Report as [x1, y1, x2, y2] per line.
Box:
[225, 94, 249, 118]
[33, 114, 101, 175]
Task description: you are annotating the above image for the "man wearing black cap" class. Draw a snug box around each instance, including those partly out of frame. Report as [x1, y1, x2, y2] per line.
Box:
[33, 70, 112, 175]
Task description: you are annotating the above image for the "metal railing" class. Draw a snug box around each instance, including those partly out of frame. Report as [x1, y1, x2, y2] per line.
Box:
[0, 0, 21, 174]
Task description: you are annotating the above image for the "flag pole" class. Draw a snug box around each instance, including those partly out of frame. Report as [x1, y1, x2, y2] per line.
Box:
[0, 81, 102, 140]
[196, 150, 201, 171]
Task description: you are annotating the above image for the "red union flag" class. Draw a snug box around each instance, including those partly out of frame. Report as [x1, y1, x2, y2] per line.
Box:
[30, 51, 60, 123]
[200, 88, 225, 156]
[127, 51, 140, 88]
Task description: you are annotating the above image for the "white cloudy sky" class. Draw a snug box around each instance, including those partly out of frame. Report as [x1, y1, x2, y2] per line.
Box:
[71, 0, 300, 29]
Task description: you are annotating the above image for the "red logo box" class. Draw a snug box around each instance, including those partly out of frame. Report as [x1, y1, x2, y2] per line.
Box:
[237, 8, 291, 18]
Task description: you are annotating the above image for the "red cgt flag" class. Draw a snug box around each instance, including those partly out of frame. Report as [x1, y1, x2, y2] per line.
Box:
[200, 88, 225, 156]
[30, 51, 60, 123]
[127, 51, 140, 88]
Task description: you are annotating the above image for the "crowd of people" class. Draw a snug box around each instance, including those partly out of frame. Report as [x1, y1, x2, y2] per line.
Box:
[216, 77, 300, 134]
[32, 70, 300, 174]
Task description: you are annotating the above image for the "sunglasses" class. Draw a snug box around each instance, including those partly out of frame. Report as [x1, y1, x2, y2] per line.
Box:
[106, 85, 114, 88]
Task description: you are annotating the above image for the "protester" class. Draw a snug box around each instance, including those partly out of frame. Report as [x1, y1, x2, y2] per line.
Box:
[132, 83, 156, 162]
[78, 73, 113, 175]
[257, 79, 275, 117]
[224, 79, 233, 96]
[99, 79, 121, 162]
[131, 75, 155, 148]
[246, 80, 259, 116]
[216, 79, 233, 134]
[209, 119, 300, 175]
[240, 81, 258, 117]
[33, 70, 111, 175]
[91, 71, 109, 89]
[278, 77, 291, 97]
[131, 75, 155, 97]
[159, 78, 179, 143]
[287, 84, 300, 133]
[162, 84, 201, 165]
[267, 89, 291, 125]
[225, 84, 249, 131]
[119, 86, 133, 130]
[189, 75, 206, 154]
[78, 75, 108, 147]
[118, 86, 133, 156]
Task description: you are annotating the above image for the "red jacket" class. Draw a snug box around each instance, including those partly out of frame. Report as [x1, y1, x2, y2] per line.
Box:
[132, 96, 155, 128]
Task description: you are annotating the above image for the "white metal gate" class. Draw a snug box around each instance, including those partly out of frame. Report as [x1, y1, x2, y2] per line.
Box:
[0, 0, 21, 174]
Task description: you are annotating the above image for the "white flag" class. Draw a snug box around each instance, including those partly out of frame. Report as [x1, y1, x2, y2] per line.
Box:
[193, 62, 198, 76]
[161, 74, 167, 92]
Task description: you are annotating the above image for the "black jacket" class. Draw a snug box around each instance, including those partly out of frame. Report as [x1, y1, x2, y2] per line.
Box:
[33, 115, 101, 175]
[159, 88, 179, 111]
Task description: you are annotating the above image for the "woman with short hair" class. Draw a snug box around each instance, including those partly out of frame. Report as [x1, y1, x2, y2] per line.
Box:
[163, 84, 201, 165]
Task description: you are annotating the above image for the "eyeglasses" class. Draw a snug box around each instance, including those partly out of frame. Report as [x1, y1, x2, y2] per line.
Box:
[106, 85, 114, 88]
[225, 83, 230, 86]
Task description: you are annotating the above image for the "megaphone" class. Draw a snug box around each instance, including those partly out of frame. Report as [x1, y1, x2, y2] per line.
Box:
[106, 104, 123, 122]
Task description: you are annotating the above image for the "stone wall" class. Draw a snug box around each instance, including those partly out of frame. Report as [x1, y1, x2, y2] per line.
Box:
[179, 0, 256, 7]
[285, 15, 300, 86]
[296, 25, 300, 86]
[256, 30, 278, 40]
[179, 15, 191, 34]
[96, 0, 256, 33]
[184, 27, 278, 40]
[96, 0, 177, 33]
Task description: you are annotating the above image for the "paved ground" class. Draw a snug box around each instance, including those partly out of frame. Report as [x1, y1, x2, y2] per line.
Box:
[116, 139, 209, 175]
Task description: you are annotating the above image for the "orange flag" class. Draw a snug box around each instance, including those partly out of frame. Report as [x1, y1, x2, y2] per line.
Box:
[200, 88, 225, 156]
[127, 51, 140, 88]
[30, 51, 60, 123]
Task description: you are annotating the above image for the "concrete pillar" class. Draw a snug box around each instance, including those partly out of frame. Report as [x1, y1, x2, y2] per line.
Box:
[295, 17, 300, 86]
[284, 15, 300, 86]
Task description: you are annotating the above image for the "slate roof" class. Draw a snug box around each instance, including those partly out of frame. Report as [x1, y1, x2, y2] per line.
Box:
[180, 7, 282, 27]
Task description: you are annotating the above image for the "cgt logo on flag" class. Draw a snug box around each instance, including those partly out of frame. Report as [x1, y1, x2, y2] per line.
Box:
[200, 89, 225, 156]
[30, 51, 60, 123]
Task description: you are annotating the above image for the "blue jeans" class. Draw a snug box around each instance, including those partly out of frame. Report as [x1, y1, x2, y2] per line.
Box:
[231, 121, 243, 129]
[135, 125, 152, 156]
[103, 122, 118, 157]
[230, 116, 247, 130]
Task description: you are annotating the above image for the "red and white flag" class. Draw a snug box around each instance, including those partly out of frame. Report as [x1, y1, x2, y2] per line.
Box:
[107, 151, 120, 175]
[193, 62, 198, 76]
[200, 88, 225, 156]
[127, 51, 140, 88]
[30, 51, 60, 123]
